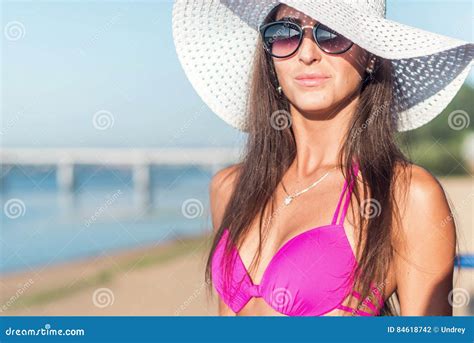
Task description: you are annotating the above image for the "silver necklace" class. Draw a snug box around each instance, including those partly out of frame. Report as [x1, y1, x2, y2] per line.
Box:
[281, 166, 336, 206]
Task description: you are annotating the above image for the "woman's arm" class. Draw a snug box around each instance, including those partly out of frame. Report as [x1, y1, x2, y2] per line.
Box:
[394, 164, 456, 315]
[209, 164, 240, 316]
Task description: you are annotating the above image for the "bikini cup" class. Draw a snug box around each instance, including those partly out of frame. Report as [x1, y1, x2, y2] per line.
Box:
[211, 162, 384, 316]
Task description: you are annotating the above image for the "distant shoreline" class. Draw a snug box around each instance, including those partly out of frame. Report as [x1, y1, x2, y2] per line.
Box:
[0, 233, 211, 314]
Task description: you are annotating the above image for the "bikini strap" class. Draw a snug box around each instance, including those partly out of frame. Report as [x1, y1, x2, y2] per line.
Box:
[331, 162, 360, 226]
[331, 179, 349, 225]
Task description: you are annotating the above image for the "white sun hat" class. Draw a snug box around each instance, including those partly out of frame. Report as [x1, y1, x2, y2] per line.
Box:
[172, 0, 474, 132]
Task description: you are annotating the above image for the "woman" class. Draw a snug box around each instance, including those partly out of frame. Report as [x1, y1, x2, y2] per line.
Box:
[172, 0, 473, 316]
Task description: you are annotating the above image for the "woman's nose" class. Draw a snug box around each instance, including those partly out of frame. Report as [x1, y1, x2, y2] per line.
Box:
[298, 26, 322, 63]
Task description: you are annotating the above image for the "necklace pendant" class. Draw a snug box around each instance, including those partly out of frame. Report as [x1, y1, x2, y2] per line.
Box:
[284, 196, 293, 205]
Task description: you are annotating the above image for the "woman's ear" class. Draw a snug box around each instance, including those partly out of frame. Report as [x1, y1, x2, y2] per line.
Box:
[269, 57, 280, 87]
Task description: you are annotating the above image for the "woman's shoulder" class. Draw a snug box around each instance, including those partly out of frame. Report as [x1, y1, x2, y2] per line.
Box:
[392, 161, 453, 243]
[391, 164, 456, 315]
[209, 163, 241, 194]
[393, 162, 446, 210]
[209, 163, 242, 233]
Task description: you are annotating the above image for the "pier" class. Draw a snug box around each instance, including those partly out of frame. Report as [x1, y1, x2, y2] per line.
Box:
[0, 147, 242, 208]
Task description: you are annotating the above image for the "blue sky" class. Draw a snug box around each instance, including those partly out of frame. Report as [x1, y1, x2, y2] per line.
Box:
[2, 0, 473, 148]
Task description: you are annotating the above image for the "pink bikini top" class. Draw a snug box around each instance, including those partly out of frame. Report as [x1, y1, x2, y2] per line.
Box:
[211, 162, 384, 316]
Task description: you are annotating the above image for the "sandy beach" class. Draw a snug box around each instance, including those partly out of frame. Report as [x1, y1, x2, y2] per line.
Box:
[0, 176, 472, 316]
[0, 234, 218, 316]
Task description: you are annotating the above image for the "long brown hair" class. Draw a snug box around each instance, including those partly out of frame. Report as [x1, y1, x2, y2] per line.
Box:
[204, 4, 457, 316]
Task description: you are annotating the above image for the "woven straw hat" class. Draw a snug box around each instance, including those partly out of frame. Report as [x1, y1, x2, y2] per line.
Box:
[172, 0, 474, 132]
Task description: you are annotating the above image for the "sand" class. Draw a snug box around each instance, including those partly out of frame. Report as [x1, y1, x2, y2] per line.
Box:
[0, 235, 218, 316]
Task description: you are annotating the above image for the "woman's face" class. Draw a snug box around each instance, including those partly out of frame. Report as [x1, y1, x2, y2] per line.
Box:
[272, 5, 374, 118]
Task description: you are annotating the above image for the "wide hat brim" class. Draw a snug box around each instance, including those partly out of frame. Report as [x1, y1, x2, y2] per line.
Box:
[172, 0, 474, 132]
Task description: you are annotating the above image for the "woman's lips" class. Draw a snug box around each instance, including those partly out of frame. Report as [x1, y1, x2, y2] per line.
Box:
[294, 77, 330, 87]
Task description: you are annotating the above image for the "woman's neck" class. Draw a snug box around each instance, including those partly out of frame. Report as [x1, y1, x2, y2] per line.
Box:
[289, 95, 358, 179]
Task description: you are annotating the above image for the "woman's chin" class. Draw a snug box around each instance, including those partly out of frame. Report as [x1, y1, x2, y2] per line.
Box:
[293, 98, 331, 113]
[293, 89, 331, 101]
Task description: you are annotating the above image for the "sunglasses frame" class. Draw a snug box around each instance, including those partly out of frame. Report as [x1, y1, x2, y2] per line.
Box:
[259, 20, 354, 58]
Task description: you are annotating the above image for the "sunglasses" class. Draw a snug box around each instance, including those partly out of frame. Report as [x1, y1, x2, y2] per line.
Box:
[259, 20, 353, 58]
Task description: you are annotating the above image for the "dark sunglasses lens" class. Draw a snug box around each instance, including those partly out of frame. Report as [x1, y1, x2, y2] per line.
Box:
[262, 23, 301, 57]
[315, 24, 352, 53]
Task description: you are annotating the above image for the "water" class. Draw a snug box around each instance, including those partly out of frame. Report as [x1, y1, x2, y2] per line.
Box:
[0, 165, 213, 274]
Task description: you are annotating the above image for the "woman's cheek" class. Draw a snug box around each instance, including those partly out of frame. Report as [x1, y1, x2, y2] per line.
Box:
[338, 72, 360, 95]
